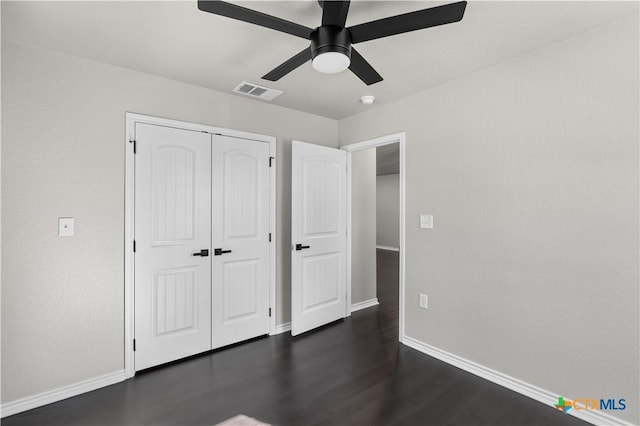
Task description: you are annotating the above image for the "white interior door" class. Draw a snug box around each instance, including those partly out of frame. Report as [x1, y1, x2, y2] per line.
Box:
[291, 141, 347, 336]
[134, 123, 212, 371]
[211, 135, 271, 348]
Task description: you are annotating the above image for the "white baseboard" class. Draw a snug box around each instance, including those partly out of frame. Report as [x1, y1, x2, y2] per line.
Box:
[402, 336, 634, 426]
[376, 245, 399, 252]
[271, 322, 291, 335]
[1, 370, 127, 418]
[350, 298, 379, 312]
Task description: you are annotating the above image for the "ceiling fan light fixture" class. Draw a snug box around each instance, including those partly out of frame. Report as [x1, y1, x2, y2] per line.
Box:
[198, 0, 467, 85]
[312, 51, 351, 74]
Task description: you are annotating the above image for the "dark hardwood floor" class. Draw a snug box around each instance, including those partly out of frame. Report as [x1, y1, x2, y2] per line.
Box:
[4, 249, 587, 426]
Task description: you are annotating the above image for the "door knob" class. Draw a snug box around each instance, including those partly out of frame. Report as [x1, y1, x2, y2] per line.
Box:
[214, 248, 232, 256]
[193, 249, 209, 257]
[295, 244, 310, 251]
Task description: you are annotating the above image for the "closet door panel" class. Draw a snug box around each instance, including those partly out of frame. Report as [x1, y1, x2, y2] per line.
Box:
[134, 123, 212, 371]
[211, 135, 271, 348]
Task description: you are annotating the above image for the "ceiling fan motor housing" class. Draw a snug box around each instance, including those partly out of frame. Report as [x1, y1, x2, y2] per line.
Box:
[310, 25, 352, 60]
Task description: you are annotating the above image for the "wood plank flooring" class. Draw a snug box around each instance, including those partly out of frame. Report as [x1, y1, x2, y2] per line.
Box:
[4, 250, 588, 426]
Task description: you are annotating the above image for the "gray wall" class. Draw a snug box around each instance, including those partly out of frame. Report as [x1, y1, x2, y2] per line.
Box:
[1, 41, 338, 403]
[3, 10, 639, 426]
[351, 149, 377, 305]
[340, 16, 639, 425]
[376, 174, 400, 249]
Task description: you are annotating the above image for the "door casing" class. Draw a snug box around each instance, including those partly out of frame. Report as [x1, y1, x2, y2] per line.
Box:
[341, 133, 406, 342]
[124, 113, 276, 378]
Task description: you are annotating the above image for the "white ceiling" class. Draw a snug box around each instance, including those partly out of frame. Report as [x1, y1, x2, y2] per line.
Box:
[2, 1, 636, 119]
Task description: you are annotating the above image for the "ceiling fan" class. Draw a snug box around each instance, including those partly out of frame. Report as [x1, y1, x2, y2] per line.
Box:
[198, 0, 467, 86]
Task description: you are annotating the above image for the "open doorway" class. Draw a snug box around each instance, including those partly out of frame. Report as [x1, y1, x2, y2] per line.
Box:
[374, 143, 401, 335]
[343, 133, 406, 341]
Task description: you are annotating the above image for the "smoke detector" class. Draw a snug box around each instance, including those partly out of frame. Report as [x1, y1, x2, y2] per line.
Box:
[233, 81, 283, 101]
[360, 95, 375, 105]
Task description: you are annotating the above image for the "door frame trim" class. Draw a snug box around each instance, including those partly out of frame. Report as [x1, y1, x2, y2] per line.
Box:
[124, 112, 277, 378]
[341, 132, 406, 341]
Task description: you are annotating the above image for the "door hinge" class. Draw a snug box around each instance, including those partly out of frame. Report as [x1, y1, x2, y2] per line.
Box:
[133, 240, 136, 252]
[130, 140, 137, 154]
[269, 308, 272, 317]
[269, 156, 274, 167]
[133, 339, 136, 351]
[269, 232, 272, 242]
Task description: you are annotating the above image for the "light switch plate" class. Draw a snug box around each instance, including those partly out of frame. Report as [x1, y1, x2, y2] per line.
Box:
[419, 293, 428, 309]
[420, 214, 433, 229]
[58, 217, 75, 236]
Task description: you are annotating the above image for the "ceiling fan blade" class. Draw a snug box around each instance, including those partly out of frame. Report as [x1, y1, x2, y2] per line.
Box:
[348, 1, 467, 44]
[349, 48, 383, 86]
[321, 1, 351, 27]
[198, 0, 313, 39]
[262, 48, 312, 81]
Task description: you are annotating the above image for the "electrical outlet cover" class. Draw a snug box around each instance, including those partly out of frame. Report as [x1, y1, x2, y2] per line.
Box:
[58, 217, 75, 236]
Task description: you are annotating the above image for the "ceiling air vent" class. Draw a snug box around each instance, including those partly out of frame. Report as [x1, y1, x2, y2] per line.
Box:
[233, 81, 282, 101]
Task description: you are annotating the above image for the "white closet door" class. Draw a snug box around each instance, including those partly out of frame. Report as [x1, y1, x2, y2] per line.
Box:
[291, 141, 347, 336]
[134, 123, 212, 371]
[211, 135, 271, 348]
